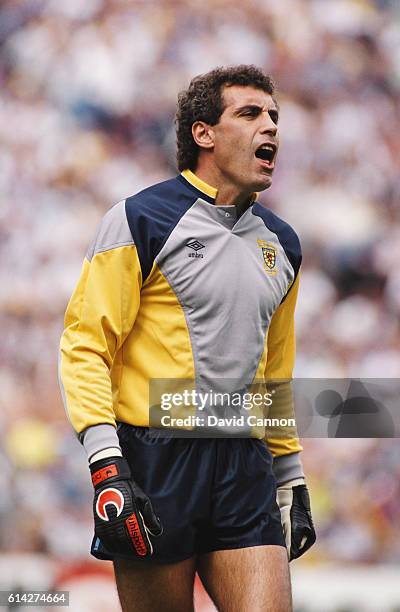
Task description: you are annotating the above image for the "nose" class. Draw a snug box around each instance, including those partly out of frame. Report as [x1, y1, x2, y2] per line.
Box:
[260, 111, 278, 136]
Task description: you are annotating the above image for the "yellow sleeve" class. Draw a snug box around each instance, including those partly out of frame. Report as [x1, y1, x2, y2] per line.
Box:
[59, 237, 141, 436]
[264, 273, 303, 458]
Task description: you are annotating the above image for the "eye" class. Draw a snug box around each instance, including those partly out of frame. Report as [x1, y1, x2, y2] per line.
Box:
[242, 108, 260, 118]
[269, 110, 279, 124]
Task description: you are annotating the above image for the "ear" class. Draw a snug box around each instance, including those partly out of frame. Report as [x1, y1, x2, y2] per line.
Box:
[192, 121, 215, 150]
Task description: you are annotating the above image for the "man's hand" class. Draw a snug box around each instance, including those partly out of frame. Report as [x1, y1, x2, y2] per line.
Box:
[276, 478, 316, 561]
[90, 456, 162, 557]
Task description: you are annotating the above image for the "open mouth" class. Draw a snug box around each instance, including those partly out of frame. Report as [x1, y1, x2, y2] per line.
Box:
[255, 143, 277, 165]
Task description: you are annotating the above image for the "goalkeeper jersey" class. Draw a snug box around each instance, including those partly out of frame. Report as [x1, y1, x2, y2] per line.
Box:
[59, 170, 303, 477]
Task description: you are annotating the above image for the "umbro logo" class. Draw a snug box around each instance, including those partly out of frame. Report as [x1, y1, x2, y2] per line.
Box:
[186, 239, 205, 259]
[186, 239, 205, 251]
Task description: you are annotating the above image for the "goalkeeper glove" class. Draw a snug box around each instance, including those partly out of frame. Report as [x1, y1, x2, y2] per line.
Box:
[90, 455, 162, 557]
[277, 478, 316, 561]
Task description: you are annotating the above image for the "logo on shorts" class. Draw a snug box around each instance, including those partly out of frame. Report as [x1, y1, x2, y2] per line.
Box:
[257, 239, 277, 275]
[96, 488, 124, 521]
[186, 239, 205, 259]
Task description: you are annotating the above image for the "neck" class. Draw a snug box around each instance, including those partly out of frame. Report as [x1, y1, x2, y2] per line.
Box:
[193, 160, 254, 214]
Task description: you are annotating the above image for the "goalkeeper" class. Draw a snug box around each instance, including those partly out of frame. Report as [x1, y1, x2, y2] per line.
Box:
[59, 64, 315, 612]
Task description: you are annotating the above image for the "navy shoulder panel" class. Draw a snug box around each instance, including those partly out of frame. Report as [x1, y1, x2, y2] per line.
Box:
[252, 202, 302, 279]
[125, 176, 198, 281]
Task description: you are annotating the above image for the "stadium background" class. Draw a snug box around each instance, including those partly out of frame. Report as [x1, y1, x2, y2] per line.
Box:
[1, 0, 400, 609]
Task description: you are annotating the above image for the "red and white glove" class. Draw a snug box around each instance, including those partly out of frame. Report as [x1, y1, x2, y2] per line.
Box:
[90, 455, 162, 557]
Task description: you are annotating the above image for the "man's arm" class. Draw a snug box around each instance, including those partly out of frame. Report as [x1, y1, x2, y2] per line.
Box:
[59, 201, 162, 556]
[265, 273, 303, 480]
[264, 273, 316, 560]
[58, 200, 141, 458]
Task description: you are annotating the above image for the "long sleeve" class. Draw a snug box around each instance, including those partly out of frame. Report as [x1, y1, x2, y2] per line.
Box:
[59, 201, 141, 453]
[264, 273, 304, 484]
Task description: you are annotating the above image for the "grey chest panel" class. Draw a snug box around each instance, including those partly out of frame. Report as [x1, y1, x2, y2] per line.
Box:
[155, 198, 295, 391]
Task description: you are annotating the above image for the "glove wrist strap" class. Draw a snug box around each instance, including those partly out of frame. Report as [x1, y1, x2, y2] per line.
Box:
[90, 456, 131, 488]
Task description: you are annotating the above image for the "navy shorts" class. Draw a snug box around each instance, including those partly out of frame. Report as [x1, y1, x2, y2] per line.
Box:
[91, 425, 285, 563]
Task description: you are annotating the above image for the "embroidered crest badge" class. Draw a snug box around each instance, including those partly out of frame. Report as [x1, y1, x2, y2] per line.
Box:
[257, 239, 277, 275]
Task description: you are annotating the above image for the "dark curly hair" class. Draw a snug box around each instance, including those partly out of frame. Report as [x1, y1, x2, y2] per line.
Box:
[175, 65, 275, 171]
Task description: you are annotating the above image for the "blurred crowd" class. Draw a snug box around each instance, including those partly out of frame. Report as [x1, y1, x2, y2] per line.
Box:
[1, 0, 400, 566]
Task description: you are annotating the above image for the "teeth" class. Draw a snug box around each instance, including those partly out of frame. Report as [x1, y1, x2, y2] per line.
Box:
[255, 146, 275, 162]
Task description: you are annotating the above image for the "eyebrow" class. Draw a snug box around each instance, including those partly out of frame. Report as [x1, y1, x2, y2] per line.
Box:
[233, 104, 279, 118]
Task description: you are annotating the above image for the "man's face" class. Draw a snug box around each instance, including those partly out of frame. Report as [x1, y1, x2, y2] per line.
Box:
[210, 85, 279, 193]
